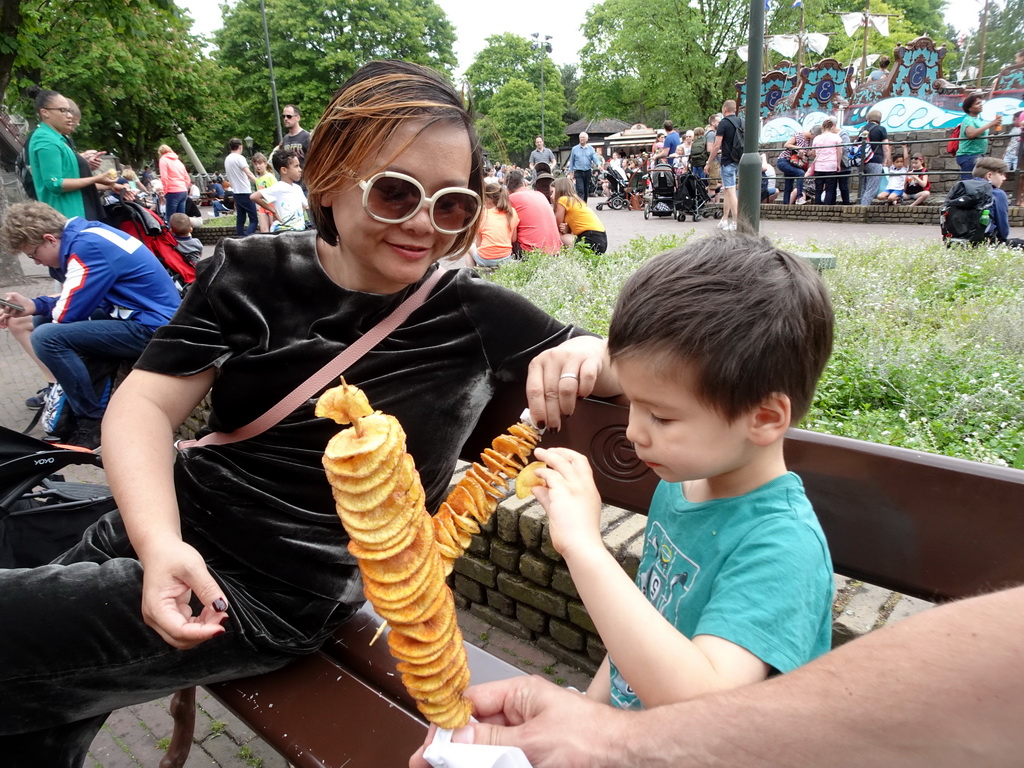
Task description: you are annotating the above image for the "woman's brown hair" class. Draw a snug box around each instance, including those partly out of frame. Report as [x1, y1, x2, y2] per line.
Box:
[305, 60, 484, 256]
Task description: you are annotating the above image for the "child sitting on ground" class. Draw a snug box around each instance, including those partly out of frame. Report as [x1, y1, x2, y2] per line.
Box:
[531, 232, 835, 709]
[974, 157, 1024, 249]
[465, 181, 519, 267]
[251, 149, 307, 232]
[168, 212, 202, 266]
[877, 154, 907, 205]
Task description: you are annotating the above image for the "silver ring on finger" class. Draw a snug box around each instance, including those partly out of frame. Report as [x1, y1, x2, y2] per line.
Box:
[559, 373, 579, 381]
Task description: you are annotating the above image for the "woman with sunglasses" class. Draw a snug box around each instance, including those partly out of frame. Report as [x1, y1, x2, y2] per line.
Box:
[0, 60, 617, 766]
[25, 86, 114, 218]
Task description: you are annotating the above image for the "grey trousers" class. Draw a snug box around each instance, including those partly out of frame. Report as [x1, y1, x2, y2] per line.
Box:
[859, 162, 885, 205]
[0, 513, 296, 768]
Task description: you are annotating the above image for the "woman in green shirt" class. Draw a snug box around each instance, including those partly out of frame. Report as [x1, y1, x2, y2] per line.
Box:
[26, 87, 113, 217]
[956, 94, 1003, 179]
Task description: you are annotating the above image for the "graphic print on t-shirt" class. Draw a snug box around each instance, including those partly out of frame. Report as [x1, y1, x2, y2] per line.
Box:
[636, 521, 700, 624]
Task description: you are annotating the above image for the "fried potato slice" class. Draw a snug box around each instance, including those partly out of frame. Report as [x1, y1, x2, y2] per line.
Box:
[515, 460, 548, 499]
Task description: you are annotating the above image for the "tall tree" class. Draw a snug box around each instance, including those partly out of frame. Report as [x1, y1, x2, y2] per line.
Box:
[213, 0, 457, 150]
[11, 2, 220, 167]
[464, 33, 565, 118]
[481, 78, 566, 165]
[559, 63, 582, 126]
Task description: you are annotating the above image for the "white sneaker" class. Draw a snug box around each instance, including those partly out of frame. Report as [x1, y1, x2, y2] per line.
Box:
[726, 221, 737, 231]
[716, 220, 729, 230]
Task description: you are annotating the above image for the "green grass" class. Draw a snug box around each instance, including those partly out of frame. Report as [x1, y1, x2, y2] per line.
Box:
[488, 235, 1024, 468]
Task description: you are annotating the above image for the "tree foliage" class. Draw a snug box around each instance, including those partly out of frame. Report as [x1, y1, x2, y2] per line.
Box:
[962, 0, 1024, 78]
[480, 78, 566, 165]
[10, 1, 219, 167]
[464, 33, 565, 117]
[212, 0, 457, 158]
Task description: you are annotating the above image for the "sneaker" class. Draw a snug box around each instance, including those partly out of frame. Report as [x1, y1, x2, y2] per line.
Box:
[716, 220, 729, 230]
[795, 197, 807, 205]
[68, 417, 102, 451]
[726, 221, 737, 231]
[25, 383, 54, 410]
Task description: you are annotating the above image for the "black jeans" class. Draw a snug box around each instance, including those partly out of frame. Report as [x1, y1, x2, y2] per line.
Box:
[0, 512, 295, 768]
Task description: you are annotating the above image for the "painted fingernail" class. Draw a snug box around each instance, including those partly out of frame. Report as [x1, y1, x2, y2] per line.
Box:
[212, 598, 228, 612]
[537, 421, 546, 430]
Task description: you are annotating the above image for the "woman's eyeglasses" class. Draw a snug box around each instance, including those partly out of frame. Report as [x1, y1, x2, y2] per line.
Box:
[43, 106, 73, 116]
[358, 172, 480, 235]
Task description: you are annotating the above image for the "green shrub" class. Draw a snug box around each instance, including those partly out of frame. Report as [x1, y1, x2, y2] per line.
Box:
[488, 236, 1024, 468]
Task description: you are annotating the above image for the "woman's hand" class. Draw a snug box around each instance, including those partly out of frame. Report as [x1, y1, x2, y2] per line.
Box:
[139, 538, 230, 649]
[532, 447, 604, 561]
[526, 335, 612, 431]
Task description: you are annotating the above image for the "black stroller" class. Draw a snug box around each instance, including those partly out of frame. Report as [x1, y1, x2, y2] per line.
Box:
[674, 171, 719, 222]
[0, 426, 115, 568]
[595, 166, 629, 211]
[644, 164, 677, 220]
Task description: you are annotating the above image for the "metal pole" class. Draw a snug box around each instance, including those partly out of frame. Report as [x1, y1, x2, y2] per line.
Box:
[738, 0, 765, 230]
[976, 0, 989, 87]
[540, 55, 545, 142]
[260, 0, 283, 145]
[860, 0, 870, 83]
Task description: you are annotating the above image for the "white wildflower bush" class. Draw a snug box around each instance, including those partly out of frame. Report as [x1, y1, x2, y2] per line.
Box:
[488, 235, 1024, 468]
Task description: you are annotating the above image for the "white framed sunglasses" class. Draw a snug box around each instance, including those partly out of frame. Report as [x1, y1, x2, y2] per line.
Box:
[358, 171, 481, 235]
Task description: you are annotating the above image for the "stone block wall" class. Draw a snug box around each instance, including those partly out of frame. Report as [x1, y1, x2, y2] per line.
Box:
[449, 464, 647, 674]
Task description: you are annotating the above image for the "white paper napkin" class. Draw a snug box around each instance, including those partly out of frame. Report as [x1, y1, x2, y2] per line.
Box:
[423, 723, 534, 768]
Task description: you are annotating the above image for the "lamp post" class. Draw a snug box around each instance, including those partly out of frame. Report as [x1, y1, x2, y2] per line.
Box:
[737, 0, 765, 230]
[244, 136, 254, 158]
[259, 0, 283, 145]
[531, 33, 553, 144]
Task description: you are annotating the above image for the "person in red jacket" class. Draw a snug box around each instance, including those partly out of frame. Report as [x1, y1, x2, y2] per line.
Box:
[506, 170, 561, 255]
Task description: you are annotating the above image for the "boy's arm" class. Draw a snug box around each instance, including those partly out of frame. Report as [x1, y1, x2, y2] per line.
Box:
[250, 190, 278, 219]
[586, 655, 612, 703]
[991, 189, 1010, 241]
[533, 448, 770, 708]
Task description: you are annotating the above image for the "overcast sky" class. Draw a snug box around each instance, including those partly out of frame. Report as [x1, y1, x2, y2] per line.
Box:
[176, 0, 989, 73]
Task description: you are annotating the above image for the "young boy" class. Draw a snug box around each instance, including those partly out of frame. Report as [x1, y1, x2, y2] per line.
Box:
[168, 212, 202, 266]
[532, 233, 835, 709]
[876, 154, 906, 204]
[973, 157, 1023, 248]
[251, 149, 308, 232]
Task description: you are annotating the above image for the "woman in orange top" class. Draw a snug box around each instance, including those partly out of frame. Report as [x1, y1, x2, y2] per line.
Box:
[158, 144, 191, 219]
[467, 181, 519, 266]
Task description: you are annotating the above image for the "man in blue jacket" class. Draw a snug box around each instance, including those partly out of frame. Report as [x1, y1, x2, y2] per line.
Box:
[0, 202, 181, 449]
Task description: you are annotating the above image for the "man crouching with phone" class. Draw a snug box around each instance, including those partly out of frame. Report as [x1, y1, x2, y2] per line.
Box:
[0, 201, 181, 450]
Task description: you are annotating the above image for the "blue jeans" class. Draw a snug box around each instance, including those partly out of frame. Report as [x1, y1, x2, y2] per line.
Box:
[720, 162, 738, 189]
[859, 162, 884, 205]
[31, 318, 154, 419]
[776, 157, 805, 203]
[213, 199, 231, 215]
[956, 154, 980, 180]
[234, 192, 259, 236]
[573, 171, 590, 202]
[163, 191, 188, 219]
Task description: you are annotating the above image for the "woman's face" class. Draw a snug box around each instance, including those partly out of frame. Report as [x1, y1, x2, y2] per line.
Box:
[39, 94, 73, 133]
[323, 119, 473, 294]
[969, 99, 984, 116]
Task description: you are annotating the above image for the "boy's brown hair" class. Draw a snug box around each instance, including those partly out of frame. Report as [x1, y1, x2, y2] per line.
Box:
[168, 213, 192, 236]
[973, 157, 1008, 177]
[0, 202, 66, 254]
[608, 233, 834, 423]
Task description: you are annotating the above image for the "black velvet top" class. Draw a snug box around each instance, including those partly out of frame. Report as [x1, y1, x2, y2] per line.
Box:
[136, 232, 576, 653]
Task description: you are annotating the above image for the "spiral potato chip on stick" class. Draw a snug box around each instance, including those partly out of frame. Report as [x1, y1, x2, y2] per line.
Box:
[433, 423, 541, 574]
[316, 380, 472, 729]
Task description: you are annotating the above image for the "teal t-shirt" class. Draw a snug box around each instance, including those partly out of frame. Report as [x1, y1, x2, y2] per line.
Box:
[609, 472, 834, 710]
[957, 115, 989, 156]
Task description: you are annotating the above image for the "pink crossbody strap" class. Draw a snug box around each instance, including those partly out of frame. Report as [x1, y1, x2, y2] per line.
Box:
[176, 268, 444, 451]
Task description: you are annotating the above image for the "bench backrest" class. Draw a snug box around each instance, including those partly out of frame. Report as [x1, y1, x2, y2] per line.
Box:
[470, 386, 1024, 603]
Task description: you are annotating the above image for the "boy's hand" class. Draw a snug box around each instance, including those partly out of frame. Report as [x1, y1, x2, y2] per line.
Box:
[532, 447, 603, 561]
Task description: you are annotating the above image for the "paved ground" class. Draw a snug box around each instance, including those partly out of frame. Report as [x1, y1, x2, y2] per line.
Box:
[0, 210, 945, 767]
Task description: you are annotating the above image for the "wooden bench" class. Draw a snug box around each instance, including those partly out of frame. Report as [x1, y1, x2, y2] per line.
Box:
[161, 389, 1024, 768]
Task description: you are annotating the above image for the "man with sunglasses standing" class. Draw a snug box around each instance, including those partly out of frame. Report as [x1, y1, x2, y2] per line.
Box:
[278, 105, 311, 168]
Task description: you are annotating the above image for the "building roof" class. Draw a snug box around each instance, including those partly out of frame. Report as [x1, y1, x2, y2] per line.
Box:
[564, 118, 632, 136]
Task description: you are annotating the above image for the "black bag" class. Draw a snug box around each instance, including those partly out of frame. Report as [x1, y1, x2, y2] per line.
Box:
[723, 115, 745, 164]
[42, 357, 120, 442]
[16, 135, 36, 200]
[940, 179, 993, 246]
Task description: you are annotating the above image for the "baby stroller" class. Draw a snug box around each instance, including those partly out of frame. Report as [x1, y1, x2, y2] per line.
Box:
[104, 201, 197, 295]
[595, 166, 629, 211]
[674, 170, 719, 222]
[0, 426, 115, 568]
[644, 164, 677, 220]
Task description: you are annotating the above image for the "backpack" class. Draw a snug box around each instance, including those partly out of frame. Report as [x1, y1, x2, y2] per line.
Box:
[946, 125, 961, 155]
[939, 178, 993, 246]
[723, 115, 745, 164]
[688, 139, 708, 168]
[16, 135, 36, 200]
